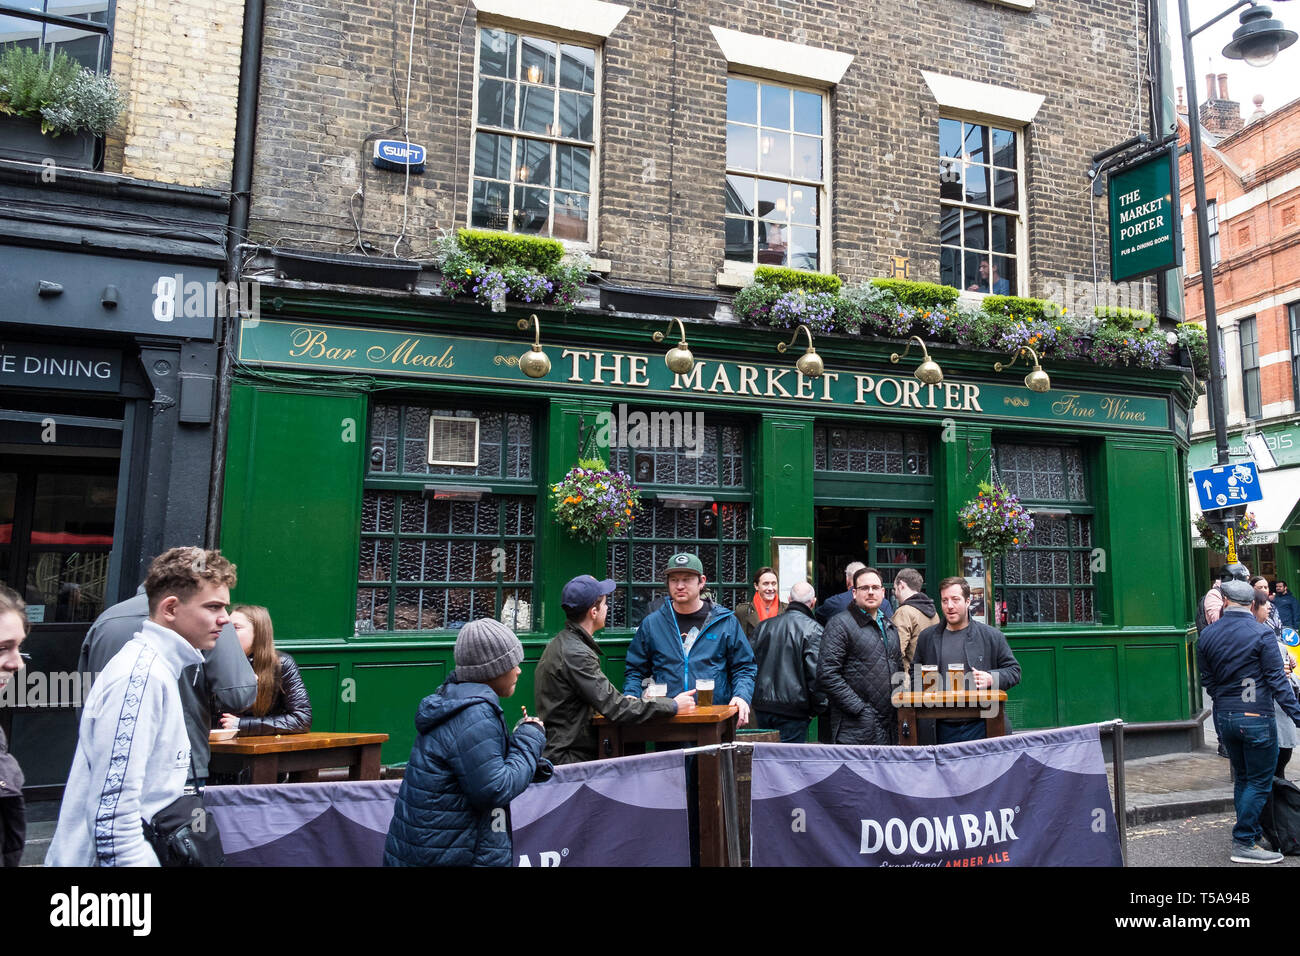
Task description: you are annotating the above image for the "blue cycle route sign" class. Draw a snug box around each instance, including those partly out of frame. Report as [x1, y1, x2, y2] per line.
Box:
[1192, 461, 1262, 511]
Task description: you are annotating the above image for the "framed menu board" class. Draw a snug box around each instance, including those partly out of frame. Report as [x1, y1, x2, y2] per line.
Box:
[771, 536, 812, 603]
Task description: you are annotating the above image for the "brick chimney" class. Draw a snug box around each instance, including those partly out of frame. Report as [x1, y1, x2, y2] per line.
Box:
[1199, 71, 1244, 135]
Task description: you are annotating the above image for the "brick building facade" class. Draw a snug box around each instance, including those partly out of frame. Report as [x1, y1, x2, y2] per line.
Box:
[247, 0, 1160, 305]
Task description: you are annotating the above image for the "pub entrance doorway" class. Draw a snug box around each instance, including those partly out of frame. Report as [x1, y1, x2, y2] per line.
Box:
[814, 507, 931, 608]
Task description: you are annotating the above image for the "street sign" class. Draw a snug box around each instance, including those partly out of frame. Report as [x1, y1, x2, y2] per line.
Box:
[1108, 149, 1180, 282]
[1192, 461, 1263, 511]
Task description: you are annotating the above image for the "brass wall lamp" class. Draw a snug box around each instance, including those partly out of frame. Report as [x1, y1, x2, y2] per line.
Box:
[890, 335, 943, 385]
[776, 323, 824, 378]
[995, 345, 1051, 392]
[517, 314, 551, 378]
[652, 317, 695, 374]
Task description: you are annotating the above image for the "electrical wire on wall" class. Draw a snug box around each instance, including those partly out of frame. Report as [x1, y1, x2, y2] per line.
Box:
[393, 0, 420, 256]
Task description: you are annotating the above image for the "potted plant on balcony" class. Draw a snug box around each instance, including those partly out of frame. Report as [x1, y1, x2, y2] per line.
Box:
[0, 46, 125, 170]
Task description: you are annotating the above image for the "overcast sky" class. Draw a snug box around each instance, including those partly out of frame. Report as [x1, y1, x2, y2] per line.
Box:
[1167, 0, 1300, 118]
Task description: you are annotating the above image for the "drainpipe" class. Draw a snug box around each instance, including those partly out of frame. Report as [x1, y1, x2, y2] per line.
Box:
[207, 0, 266, 547]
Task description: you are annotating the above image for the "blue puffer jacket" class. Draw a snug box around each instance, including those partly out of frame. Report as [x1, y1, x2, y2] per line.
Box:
[621, 600, 756, 704]
[383, 674, 546, 867]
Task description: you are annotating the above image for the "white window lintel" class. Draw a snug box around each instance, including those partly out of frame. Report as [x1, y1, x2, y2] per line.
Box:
[471, 0, 629, 40]
[921, 70, 1045, 125]
[709, 26, 853, 87]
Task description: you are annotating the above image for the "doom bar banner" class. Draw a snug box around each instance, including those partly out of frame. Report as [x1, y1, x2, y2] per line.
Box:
[511, 749, 689, 867]
[750, 725, 1121, 867]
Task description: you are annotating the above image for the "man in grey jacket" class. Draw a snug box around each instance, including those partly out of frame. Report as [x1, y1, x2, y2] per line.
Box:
[81, 581, 256, 783]
[915, 576, 1020, 744]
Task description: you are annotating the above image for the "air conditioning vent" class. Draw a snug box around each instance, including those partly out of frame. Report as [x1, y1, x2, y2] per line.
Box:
[428, 416, 480, 467]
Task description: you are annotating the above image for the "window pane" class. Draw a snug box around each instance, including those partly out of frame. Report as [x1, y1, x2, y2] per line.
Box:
[964, 252, 987, 291]
[991, 256, 1015, 295]
[992, 127, 1017, 167]
[939, 118, 962, 158]
[991, 213, 1016, 255]
[940, 205, 960, 245]
[994, 167, 1018, 209]
[788, 227, 818, 271]
[474, 132, 512, 180]
[760, 83, 790, 129]
[552, 192, 589, 241]
[558, 91, 594, 141]
[555, 144, 590, 192]
[727, 77, 757, 124]
[792, 90, 821, 134]
[759, 131, 791, 177]
[516, 138, 550, 186]
[471, 179, 511, 229]
[792, 134, 821, 180]
[725, 218, 754, 262]
[940, 246, 960, 288]
[757, 178, 787, 221]
[44, 24, 101, 69]
[726, 174, 755, 216]
[727, 123, 757, 170]
[757, 221, 787, 265]
[479, 28, 516, 78]
[520, 36, 556, 86]
[790, 185, 817, 225]
[963, 122, 988, 163]
[939, 157, 961, 200]
[477, 77, 516, 128]
[559, 44, 595, 92]
[519, 85, 555, 134]
[963, 210, 988, 250]
[0, 16, 42, 46]
[513, 186, 549, 233]
[963, 163, 989, 205]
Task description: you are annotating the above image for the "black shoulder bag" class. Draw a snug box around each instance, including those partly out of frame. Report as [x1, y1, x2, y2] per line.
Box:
[142, 757, 226, 867]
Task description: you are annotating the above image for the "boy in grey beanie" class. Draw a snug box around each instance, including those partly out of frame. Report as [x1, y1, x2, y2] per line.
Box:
[384, 618, 550, 866]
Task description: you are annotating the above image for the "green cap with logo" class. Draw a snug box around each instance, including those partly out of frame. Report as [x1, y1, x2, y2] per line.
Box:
[664, 552, 704, 578]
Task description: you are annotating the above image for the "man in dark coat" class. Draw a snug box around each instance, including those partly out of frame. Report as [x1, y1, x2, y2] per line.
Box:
[384, 618, 548, 867]
[915, 576, 1021, 744]
[816, 561, 893, 626]
[816, 567, 902, 745]
[535, 575, 694, 765]
[1273, 581, 1300, 631]
[752, 581, 825, 743]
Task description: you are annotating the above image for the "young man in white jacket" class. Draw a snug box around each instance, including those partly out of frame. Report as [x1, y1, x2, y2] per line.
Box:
[46, 547, 237, 867]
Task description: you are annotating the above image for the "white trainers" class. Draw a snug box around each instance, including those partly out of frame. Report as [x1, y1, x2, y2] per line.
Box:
[1230, 842, 1284, 864]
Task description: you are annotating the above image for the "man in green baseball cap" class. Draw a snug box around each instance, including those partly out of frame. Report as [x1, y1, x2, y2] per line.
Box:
[621, 552, 756, 726]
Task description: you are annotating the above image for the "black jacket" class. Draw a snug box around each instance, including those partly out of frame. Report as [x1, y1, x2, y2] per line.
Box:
[816, 605, 903, 745]
[234, 652, 313, 735]
[752, 602, 826, 719]
[914, 618, 1021, 693]
[0, 725, 24, 868]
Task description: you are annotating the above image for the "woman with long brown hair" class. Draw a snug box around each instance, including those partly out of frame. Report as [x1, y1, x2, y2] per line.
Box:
[218, 605, 312, 734]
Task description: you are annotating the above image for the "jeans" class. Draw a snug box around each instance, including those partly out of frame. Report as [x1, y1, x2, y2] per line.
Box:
[1215, 709, 1279, 847]
[936, 719, 986, 744]
[755, 711, 811, 744]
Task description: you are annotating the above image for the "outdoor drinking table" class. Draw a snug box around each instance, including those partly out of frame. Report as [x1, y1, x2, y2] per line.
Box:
[207, 731, 389, 785]
[591, 704, 739, 866]
[892, 690, 1009, 745]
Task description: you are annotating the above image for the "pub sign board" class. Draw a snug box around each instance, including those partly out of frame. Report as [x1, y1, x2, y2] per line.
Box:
[0, 340, 122, 392]
[1108, 149, 1180, 283]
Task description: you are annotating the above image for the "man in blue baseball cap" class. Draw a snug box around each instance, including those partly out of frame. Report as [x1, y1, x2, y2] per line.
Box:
[534, 574, 696, 764]
[621, 552, 757, 727]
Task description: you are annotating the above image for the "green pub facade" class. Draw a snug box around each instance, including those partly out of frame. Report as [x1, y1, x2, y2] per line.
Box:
[221, 289, 1201, 764]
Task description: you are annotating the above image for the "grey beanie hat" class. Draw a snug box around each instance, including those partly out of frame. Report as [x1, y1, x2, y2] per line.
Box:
[454, 618, 524, 681]
[1220, 579, 1256, 606]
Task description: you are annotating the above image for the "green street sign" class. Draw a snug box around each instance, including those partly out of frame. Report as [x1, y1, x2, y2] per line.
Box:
[1109, 149, 1180, 283]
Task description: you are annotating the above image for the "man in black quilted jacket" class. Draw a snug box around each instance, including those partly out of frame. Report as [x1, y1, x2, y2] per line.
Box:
[815, 567, 902, 746]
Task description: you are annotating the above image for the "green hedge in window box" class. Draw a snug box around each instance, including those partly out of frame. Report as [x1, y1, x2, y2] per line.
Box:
[868, 278, 959, 311]
[979, 294, 1062, 323]
[432, 232, 590, 311]
[753, 265, 842, 295]
[456, 228, 565, 272]
[1094, 305, 1157, 330]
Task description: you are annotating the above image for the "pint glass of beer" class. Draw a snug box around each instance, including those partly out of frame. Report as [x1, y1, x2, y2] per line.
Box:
[696, 678, 714, 707]
[920, 665, 940, 693]
[948, 664, 966, 692]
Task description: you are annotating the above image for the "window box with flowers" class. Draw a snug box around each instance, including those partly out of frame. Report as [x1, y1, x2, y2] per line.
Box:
[0, 46, 124, 170]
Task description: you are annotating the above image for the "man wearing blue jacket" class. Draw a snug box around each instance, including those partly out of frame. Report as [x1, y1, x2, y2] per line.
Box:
[1273, 580, 1300, 631]
[1199, 578, 1300, 865]
[622, 552, 756, 727]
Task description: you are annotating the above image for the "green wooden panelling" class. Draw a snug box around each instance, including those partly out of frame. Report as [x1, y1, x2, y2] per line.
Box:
[1060, 644, 1120, 724]
[1007, 646, 1058, 729]
[350, 660, 447, 763]
[1123, 643, 1186, 723]
[754, 415, 814, 571]
[296, 662, 340, 732]
[1099, 439, 1187, 628]
[221, 384, 367, 640]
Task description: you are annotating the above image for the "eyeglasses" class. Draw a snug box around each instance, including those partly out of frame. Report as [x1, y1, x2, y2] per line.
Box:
[853, 585, 884, 592]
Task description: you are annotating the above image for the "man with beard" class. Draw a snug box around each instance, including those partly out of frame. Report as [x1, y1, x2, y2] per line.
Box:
[816, 567, 902, 745]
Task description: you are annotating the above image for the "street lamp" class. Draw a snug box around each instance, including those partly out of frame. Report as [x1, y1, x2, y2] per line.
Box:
[1179, 1, 1296, 471]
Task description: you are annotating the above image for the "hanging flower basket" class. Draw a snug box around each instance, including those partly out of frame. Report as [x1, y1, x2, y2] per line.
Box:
[957, 482, 1035, 559]
[1194, 511, 1258, 554]
[550, 457, 643, 543]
